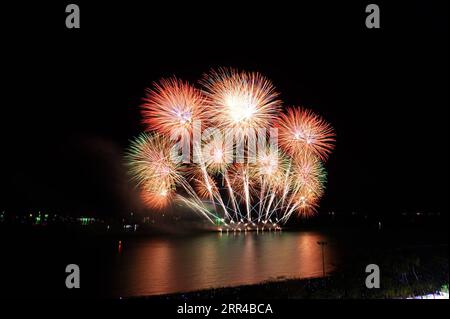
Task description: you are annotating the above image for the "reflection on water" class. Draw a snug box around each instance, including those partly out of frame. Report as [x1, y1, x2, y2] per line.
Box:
[111, 231, 339, 297]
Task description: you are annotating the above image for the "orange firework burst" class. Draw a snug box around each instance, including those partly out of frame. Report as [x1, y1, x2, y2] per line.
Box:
[292, 154, 326, 202]
[141, 78, 208, 140]
[292, 189, 319, 218]
[201, 68, 281, 136]
[140, 183, 174, 209]
[126, 133, 182, 209]
[193, 173, 218, 200]
[275, 107, 335, 161]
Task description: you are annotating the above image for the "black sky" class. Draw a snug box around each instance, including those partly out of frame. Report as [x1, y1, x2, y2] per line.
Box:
[1, 1, 448, 217]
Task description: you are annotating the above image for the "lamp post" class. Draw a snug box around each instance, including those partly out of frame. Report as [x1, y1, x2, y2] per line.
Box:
[317, 241, 328, 277]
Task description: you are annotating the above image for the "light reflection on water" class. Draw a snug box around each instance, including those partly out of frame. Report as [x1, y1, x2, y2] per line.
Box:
[111, 231, 339, 297]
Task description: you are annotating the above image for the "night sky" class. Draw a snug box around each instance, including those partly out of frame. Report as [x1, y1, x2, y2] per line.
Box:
[1, 2, 448, 218]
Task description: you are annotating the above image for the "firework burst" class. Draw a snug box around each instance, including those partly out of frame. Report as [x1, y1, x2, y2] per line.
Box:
[292, 154, 327, 197]
[200, 132, 233, 174]
[275, 107, 335, 161]
[140, 185, 174, 209]
[126, 69, 335, 229]
[255, 147, 289, 191]
[193, 173, 218, 200]
[126, 133, 182, 208]
[201, 68, 281, 137]
[141, 78, 208, 140]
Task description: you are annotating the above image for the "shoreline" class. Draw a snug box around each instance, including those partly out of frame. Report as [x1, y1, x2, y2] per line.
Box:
[140, 243, 449, 300]
[140, 272, 448, 300]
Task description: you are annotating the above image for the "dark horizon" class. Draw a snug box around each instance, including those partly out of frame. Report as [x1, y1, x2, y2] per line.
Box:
[1, 2, 448, 219]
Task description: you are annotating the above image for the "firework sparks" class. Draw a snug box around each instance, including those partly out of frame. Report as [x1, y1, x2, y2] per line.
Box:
[126, 133, 181, 208]
[140, 185, 174, 209]
[126, 69, 335, 229]
[193, 173, 218, 200]
[275, 107, 335, 161]
[141, 78, 208, 140]
[200, 132, 233, 174]
[201, 68, 281, 137]
[292, 154, 326, 198]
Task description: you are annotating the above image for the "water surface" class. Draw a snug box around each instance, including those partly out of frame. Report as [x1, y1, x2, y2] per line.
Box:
[110, 231, 338, 297]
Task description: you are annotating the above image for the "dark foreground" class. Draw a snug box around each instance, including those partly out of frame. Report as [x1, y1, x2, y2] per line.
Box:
[145, 244, 448, 299]
[0, 222, 447, 298]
